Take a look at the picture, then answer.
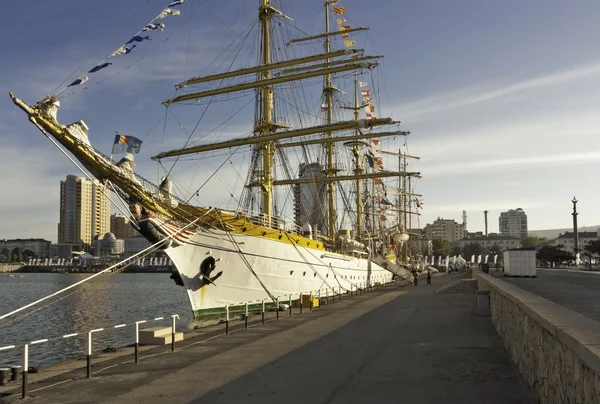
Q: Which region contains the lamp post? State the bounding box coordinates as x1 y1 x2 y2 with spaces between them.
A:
572 197 579 264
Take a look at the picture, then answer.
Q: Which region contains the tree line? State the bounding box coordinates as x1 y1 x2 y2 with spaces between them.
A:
430 236 600 269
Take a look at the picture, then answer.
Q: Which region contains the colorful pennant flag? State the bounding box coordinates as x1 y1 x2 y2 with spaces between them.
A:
169 0 185 6
68 75 89 87
361 90 371 97
359 81 367 87
126 35 152 45
157 8 181 18
321 103 328 112
344 40 356 47
333 7 346 15
336 18 346 24
340 25 351 31
110 44 136 57
143 22 165 31
88 62 112 73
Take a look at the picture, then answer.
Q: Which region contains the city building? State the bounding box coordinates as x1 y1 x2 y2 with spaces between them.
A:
458 235 521 252
58 175 110 250
550 231 600 254
0 238 51 259
423 218 465 243
499 208 528 239
93 232 125 256
110 214 138 239
293 161 327 236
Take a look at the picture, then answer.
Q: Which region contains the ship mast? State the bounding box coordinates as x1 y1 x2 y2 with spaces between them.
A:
259 0 275 226
324 0 337 241
353 76 363 240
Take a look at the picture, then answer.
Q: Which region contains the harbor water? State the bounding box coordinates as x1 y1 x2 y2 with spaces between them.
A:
0 273 194 368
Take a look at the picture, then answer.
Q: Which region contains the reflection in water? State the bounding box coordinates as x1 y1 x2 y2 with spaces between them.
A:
0 273 193 368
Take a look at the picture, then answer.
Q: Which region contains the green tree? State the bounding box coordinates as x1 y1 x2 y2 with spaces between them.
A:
537 244 574 267
521 236 548 249
583 240 600 269
450 246 462 256
22 249 36 260
431 238 451 256
462 242 483 261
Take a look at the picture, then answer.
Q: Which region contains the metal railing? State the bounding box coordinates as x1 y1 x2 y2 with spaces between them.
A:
0 314 179 398
1 279 396 399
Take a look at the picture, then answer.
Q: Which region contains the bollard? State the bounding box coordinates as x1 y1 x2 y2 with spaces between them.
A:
0 368 9 386
225 305 230 335
309 291 313 311
289 295 292 317
325 288 329 305
87 331 92 378
135 321 146 364
245 302 249 329
300 293 303 314
171 315 178 352
22 344 28 399
276 297 279 320
261 299 265 324
11 365 21 382
339 286 342 302
332 288 335 303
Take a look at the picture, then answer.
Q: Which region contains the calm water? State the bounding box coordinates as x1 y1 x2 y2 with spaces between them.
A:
0 273 194 368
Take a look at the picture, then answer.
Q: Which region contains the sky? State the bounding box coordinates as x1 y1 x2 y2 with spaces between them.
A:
2 0 600 243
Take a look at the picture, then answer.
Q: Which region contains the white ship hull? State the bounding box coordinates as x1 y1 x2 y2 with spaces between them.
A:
163 226 392 319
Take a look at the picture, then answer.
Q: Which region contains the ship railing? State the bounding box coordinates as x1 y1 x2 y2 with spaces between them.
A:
0 314 179 398
220 206 303 235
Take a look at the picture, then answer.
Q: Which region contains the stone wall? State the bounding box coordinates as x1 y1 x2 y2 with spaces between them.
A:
478 273 600 403
0 264 23 273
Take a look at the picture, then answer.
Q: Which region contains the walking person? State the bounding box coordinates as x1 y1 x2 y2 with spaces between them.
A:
426 267 432 284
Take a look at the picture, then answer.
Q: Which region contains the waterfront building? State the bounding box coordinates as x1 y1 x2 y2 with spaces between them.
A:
551 231 600 254
424 218 465 243
94 232 125 256
458 235 521 252
0 238 51 259
499 208 528 239
110 214 138 239
293 161 327 236
58 175 110 250
124 235 152 257
50 243 75 259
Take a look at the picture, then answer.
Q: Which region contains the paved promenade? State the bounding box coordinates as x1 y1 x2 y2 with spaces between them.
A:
502 268 600 323
0 274 536 404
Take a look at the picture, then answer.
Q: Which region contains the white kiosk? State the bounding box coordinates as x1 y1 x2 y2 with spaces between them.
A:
503 247 536 277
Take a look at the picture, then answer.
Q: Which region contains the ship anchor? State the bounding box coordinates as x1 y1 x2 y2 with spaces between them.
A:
199 256 223 287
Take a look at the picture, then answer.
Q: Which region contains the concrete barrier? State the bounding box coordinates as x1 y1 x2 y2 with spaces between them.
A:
477 273 600 403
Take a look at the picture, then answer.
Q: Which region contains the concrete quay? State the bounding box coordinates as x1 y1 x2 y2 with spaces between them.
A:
0 274 536 404
502 267 600 323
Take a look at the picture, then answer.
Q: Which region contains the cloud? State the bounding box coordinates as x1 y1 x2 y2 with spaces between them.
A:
398 61 600 121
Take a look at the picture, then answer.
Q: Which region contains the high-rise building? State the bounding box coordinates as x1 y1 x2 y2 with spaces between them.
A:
424 218 465 243
293 162 327 236
110 214 138 239
58 175 110 250
499 208 528 239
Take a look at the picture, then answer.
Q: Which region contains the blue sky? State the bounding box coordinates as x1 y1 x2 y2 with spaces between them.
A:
2 0 600 242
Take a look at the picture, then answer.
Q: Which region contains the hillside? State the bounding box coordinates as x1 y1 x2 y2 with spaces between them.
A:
528 225 600 240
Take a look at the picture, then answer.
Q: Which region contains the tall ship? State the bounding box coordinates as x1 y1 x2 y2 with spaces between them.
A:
10 0 422 319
